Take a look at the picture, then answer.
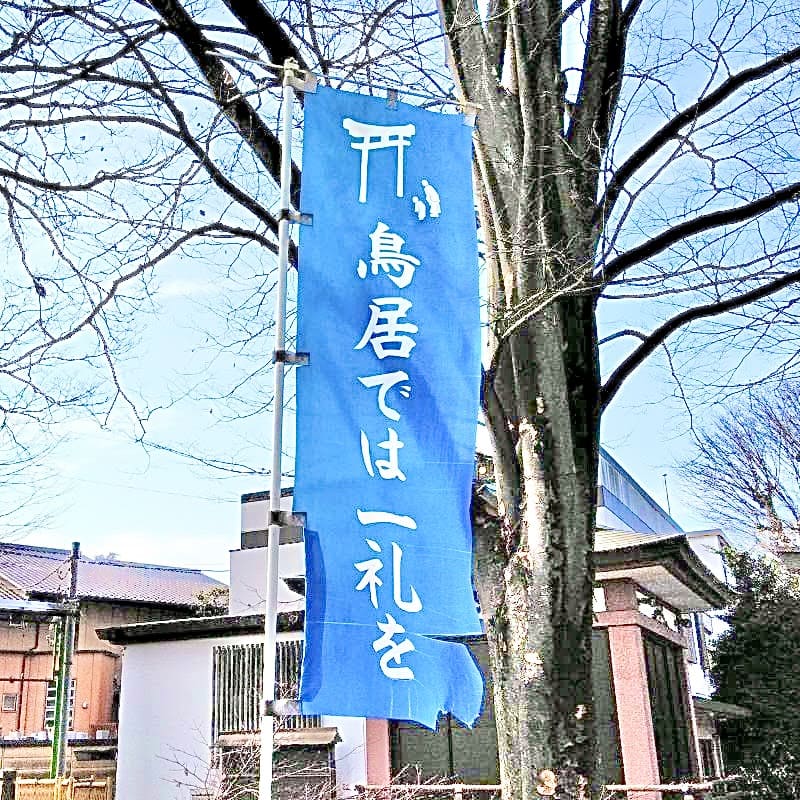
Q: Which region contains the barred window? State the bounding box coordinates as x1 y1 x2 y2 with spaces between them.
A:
212 640 320 741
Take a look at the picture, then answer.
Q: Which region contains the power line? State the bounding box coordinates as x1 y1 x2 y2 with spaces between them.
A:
70 475 239 503
25 555 72 594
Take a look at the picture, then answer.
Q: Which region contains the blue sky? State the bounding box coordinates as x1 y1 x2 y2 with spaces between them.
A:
11 199 725 577
7 11 749 575
15 256 716 581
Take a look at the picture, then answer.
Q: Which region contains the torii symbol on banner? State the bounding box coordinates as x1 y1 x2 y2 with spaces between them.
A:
342 118 416 203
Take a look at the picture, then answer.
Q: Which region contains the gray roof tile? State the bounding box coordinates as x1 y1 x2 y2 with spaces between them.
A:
0 544 224 607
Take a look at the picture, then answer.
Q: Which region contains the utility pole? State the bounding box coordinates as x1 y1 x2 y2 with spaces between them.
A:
50 542 79 779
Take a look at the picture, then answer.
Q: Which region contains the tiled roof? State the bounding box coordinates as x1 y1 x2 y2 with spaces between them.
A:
0 581 25 600
0 543 224 607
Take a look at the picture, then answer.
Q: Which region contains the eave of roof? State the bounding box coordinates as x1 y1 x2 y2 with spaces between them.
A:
218 728 339 748
595 530 735 611
97 611 303 644
475 488 733 611
693 697 751 719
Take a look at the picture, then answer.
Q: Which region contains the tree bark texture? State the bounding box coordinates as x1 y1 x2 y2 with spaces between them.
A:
441 1 611 796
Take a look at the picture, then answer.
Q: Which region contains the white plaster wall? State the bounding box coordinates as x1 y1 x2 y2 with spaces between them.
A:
687 610 728 696
591 587 607 612
115 632 367 799
322 716 368 789
686 531 729 585
115 634 256 800
229 545 305 615
687 659 715 698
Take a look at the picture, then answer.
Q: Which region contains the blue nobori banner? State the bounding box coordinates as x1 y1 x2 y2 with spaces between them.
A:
295 86 483 729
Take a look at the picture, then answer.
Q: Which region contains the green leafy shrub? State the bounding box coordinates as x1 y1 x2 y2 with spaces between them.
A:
712 550 800 767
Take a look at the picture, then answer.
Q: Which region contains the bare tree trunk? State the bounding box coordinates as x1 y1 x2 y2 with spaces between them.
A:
439 0 611 790
475 301 599 800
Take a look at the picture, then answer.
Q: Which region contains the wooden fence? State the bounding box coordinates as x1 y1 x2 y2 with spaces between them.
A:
15 777 110 800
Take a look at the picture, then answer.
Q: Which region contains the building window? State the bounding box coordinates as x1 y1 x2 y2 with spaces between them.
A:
44 680 75 729
1 694 17 713
211 640 319 742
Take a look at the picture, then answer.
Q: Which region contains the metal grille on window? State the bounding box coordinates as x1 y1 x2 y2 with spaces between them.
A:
212 640 320 741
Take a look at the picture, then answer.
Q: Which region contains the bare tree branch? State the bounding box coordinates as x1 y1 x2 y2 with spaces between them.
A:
221 0 310 72
599 44 800 224
601 180 800 283
146 0 302 207
601 267 800 409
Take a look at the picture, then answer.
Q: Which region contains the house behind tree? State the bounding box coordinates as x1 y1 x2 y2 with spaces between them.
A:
100 451 740 799
0 543 223 779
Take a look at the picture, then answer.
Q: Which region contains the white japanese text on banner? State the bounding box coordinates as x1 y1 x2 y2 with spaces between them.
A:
295 87 483 728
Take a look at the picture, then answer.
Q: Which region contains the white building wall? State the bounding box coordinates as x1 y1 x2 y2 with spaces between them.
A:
686 531 729 585
115 631 367 800
328 716 369 790
686 645 715 698
233 491 305 614
115 634 247 800
228 545 305 615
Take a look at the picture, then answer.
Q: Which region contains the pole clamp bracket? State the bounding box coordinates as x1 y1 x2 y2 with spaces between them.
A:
272 350 309 365
270 510 307 527
263 698 301 717
278 208 313 226
282 59 318 94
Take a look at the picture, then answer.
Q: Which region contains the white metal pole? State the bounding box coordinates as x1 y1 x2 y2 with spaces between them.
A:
259 61 296 800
